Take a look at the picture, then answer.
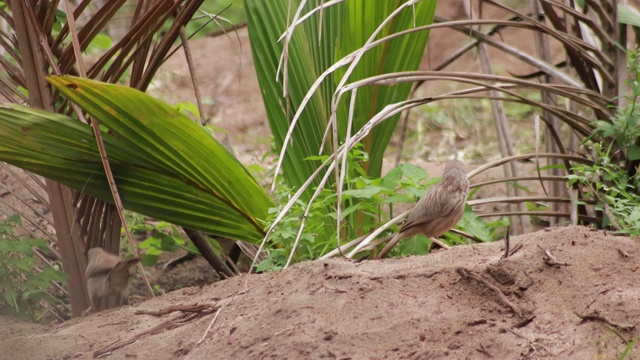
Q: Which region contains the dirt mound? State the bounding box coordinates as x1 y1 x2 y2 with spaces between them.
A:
2 226 638 359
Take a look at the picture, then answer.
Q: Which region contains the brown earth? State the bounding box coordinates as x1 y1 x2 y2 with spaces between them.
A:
2 226 639 359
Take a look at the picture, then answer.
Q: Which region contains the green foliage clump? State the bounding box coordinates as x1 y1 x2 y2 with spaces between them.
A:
592 49 640 161
567 144 640 235
260 146 504 271
0 214 67 322
126 212 202 266
567 49 640 235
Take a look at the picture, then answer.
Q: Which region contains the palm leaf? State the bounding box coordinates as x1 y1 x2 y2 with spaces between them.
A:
245 0 436 197
0 77 272 243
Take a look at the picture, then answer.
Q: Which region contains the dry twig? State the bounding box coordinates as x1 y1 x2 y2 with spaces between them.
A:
94 310 208 358
603 204 622 231
429 237 452 250
92 302 224 357
134 303 217 316
501 226 511 259
62 0 155 302
617 248 630 258
509 242 524 257
575 310 636 332
197 306 224 346
586 288 613 308
456 267 525 318
504 327 551 358
475 343 493 358
537 245 570 267
196 291 245 346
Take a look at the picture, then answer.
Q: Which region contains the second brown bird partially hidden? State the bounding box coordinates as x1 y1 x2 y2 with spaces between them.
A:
375 160 470 259
85 247 139 311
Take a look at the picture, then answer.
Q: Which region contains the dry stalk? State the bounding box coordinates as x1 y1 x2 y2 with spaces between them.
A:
536 245 570 267
456 267 525 318
464 0 528 234
63 0 154 299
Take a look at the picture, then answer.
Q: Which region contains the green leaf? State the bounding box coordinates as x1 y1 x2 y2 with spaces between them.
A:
5 213 20 225
54 9 67 24
383 194 415 204
458 211 492 242
343 186 383 198
3 289 18 309
380 166 403 189
174 101 201 118
618 4 640 27
255 257 275 272
405 187 427 199
627 145 640 160
397 235 431 256
89 33 113 50
41 267 68 283
594 120 616 137
245 0 436 197
140 254 159 267
0 76 275 244
508 181 531 193
21 288 45 301
400 163 429 183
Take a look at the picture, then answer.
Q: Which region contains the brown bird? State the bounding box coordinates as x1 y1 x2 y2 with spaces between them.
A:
375 160 470 259
85 247 140 310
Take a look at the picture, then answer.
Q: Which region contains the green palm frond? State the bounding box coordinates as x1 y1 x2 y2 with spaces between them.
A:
0 77 273 243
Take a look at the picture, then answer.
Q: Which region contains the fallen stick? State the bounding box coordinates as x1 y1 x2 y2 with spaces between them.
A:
575 310 636 332
94 303 219 358
537 245 570 267
134 303 217 316
456 267 525 318
501 228 511 259
94 311 203 358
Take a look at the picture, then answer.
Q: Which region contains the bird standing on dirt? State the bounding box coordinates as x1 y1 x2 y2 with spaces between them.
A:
85 247 140 311
375 160 470 259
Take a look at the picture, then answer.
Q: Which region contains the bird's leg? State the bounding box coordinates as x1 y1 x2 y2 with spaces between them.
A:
81 306 94 317
429 237 451 250
375 233 403 260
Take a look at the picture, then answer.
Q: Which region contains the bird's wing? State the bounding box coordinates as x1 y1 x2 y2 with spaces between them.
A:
86 266 113 279
400 185 462 233
85 259 116 279
85 248 122 278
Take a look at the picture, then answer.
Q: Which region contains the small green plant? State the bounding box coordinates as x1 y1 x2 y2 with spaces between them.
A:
567 49 640 235
567 144 640 235
0 214 67 322
592 49 640 162
619 336 638 360
173 101 201 120
124 211 203 267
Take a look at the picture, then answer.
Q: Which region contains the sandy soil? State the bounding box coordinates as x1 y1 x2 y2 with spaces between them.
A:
2 226 638 359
